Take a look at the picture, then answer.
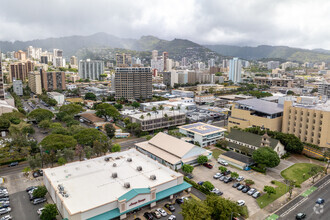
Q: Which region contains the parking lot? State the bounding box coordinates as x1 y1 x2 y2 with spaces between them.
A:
1 171 52 220
192 157 275 217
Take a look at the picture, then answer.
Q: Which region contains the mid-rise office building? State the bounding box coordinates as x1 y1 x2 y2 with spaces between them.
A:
40 70 66 91
0 56 4 99
282 97 330 148
28 71 42 94
70 56 78 66
14 50 27 61
115 67 152 100
116 53 132 67
318 82 330 99
78 59 104 80
229 57 242 84
9 61 34 82
13 80 23 96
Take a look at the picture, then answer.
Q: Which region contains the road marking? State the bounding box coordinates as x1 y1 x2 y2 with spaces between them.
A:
301 186 317 197
313 204 324 214
265 214 279 220
317 179 330 190
304 146 330 159
280 197 308 217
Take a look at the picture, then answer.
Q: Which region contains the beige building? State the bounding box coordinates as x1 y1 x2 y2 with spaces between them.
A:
228 99 283 132
195 94 215 104
28 71 42 94
253 77 293 88
282 98 330 148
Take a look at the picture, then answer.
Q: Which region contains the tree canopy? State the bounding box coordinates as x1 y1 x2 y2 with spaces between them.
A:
111 143 121 152
59 103 83 115
33 186 48 198
40 134 77 151
182 164 194 174
28 109 54 123
40 204 58 220
105 124 116 139
84 92 96 100
95 103 120 120
197 155 208 164
252 147 280 168
73 128 107 146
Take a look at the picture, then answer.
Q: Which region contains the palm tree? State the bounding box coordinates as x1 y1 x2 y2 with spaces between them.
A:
158 105 164 118
170 106 175 118
140 115 144 120
147 112 151 121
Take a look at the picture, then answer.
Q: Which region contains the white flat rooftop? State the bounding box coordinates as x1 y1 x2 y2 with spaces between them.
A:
44 149 182 215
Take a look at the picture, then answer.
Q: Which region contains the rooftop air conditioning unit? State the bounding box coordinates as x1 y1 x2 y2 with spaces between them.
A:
113 163 117 167
150 175 156 180
137 166 142 171
124 182 130 188
127 158 132 162
112 172 118 178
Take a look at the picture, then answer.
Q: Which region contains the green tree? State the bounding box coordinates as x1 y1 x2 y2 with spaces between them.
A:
114 103 123 110
0 118 10 130
231 172 239 179
33 186 48 198
132 101 140 109
105 124 116 139
264 185 276 198
203 181 214 191
95 103 120 120
216 139 228 149
244 179 255 186
205 195 244 220
111 143 121 152
84 92 96 101
73 128 107 146
62 148 74 161
84 146 93 159
181 197 212 220
57 157 67 165
197 155 208 165
28 109 54 123
75 145 84 161
308 166 321 184
59 104 83 115
40 134 77 151
182 164 194 174
39 120 51 131
40 204 58 220
252 147 280 168
28 154 42 170
218 166 227 173
145 135 152 140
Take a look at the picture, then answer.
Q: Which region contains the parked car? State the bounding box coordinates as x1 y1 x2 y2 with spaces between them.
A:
7 162 18 167
316 198 325 204
295 213 306 219
156 208 167 217
165 203 175 212
219 176 226 181
213 173 222 179
222 170 231 176
0 198 9 202
237 200 245 206
185 174 193 179
0 215 12 220
237 185 245 191
203 163 213 169
168 215 176 220
197 181 204 185
32 197 46 205
37 207 45 215
0 204 10 209
232 182 241 188
237 176 244 182
211 188 223 196
151 210 161 219
252 191 261 198
242 186 251 193
247 188 257 196
143 212 153 220
218 159 228 166
224 177 233 183
26 186 37 192
0 207 11 215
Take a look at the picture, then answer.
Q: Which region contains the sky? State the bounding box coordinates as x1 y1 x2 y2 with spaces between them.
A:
1 0 330 49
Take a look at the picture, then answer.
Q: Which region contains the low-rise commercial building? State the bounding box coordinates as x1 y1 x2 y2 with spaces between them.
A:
171 90 194 98
179 122 226 147
43 149 191 220
47 92 65 105
228 99 283 131
135 132 212 169
195 94 215 104
254 77 293 87
129 110 186 131
218 151 254 170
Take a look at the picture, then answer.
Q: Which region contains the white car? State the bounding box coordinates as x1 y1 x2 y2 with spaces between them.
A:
37 207 45 215
213 173 222 179
237 176 244 182
0 215 12 220
0 207 11 215
168 215 176 220
156 208 167 217
218 159 228 166
237 200 245 206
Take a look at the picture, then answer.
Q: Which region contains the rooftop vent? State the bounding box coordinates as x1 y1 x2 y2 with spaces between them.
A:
113 163 117 167
137 166 142 171
104 157 110 162
127 158 132 162
58 184 64 191
124 182 130 188
150 175 156 180
112 172 118 178
115 157 120 160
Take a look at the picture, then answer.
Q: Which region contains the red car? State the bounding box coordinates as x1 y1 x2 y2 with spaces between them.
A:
203 163 213 169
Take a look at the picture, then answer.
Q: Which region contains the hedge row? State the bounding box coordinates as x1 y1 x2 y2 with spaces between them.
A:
251 165 266 174
184 176 211 195
0 158 26 166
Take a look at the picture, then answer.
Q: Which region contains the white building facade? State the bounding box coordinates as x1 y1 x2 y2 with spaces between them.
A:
79 59 104 80
229 57 242 84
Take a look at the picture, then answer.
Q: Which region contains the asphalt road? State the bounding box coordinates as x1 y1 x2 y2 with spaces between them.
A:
212 120 227 128
276 175 330 220
0 163 28 176
117 138 147 150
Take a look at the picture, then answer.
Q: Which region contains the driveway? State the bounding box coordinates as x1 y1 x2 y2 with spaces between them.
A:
267 160 294 180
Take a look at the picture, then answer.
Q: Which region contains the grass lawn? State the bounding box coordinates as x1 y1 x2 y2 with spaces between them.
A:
212 148 225 159
256 181 287 208
281 163 323 185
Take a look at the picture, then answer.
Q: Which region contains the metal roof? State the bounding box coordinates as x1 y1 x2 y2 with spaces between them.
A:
236 98 283 115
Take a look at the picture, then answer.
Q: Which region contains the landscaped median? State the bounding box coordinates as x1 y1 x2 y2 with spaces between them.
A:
281 163 323 185
256 181 287 208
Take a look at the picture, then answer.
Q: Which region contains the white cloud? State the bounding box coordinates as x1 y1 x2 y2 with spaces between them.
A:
0 0 329 49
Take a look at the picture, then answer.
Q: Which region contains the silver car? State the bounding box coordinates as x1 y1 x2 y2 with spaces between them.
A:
0 207 11 215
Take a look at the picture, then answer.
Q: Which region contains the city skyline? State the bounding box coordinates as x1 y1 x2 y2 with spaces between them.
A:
0 0 330 50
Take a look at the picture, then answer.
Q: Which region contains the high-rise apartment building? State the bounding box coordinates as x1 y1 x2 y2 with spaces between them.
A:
27 46 42 60
40 55 48 64
163 52 168 71
181 57 188 67
0 56 4 99
229 57 242 83
14 50 27 61
282 98 330 148
28 71 42 94
115 67 152 100
152 50 158 61
40 70 66 91
267 61 280 70
208 58 215 68
78 59 104 80
10 61 34 82
53 49 63 58
70 56 78 66
13 80 23 96
116 53 132 67
318 82 330 99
